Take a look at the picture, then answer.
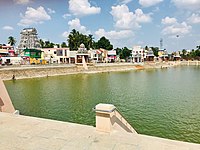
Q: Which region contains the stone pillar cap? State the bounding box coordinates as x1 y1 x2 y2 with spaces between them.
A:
95 103 116 112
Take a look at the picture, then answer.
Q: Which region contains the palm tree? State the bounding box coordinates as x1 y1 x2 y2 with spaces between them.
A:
8 36 16 46
68 29 80 50
87 34 94 49
39 39 44 48
182 49 187 56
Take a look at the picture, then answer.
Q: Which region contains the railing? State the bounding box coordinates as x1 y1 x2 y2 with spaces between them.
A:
114 108 137 133
94 103 137 134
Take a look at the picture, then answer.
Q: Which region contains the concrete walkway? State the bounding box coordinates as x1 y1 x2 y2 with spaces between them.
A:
1 112 200 150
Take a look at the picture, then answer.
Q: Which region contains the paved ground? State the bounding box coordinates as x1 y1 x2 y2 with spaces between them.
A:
0 112 200 150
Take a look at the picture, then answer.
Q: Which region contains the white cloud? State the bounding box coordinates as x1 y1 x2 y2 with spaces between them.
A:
171 0 200 10
95 28 135 48
62 18 90 38
187 13 200 24
14 0 32 5
63 13 71 19
110 5 151 30
69 0 101 16
47 8 55 14
162 17 177 24
134 9 152 23
162 22 192 36
62 31 69 38
118 0 132 4
68 18 90 34
139 0 163 7
95 29 134 40
18 6 51 26
2 26 14 30
110 5 140 29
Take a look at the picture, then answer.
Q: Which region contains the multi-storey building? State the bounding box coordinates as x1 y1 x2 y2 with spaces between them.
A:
132 46 146 63
42 46 69 64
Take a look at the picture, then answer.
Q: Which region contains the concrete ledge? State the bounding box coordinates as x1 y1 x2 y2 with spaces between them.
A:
95 103 116 113
0 112 200 150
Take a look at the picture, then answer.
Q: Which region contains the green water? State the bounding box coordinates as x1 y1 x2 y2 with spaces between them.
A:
4 66 200 143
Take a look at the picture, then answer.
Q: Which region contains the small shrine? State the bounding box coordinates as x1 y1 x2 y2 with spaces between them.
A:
76 43 90 64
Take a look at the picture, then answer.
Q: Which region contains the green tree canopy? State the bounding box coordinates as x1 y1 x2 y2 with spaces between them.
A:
121 47 131 60
95 36 113 50
41 40 55 48
145 46 149 50
39 39 44 48
150 47 159 57
67 29 113 51
115 47 122 56
8 36 16 46
67 29 95 50
61 42 67 48
115 47 131 60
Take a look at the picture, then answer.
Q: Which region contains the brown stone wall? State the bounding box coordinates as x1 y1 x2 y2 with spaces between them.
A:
0 65 136 80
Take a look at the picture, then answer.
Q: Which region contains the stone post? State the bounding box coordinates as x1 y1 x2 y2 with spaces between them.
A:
95 103 116 133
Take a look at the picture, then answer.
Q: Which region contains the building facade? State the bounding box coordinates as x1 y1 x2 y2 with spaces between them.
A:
145 49 155 61
42 47 69 64
158 49 169 61
132 46 146 63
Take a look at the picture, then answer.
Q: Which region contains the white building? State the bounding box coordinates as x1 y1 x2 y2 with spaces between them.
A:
132 46 146 63
42 46 69 64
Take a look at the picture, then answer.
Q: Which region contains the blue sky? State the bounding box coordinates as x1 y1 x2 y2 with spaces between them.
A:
0 0 200 52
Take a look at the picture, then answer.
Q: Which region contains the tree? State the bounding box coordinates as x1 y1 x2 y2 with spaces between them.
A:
145 46 149 51
56 44 60 48
61 42 67 48
115 47 131 60
8 36 16 46
96 36 113 50
67 29 92 50
121 47 131 60
150 47 159 57
182 49 187 56
115 47 122 56
43 41 55 48
39 39 44 48
87 34 94 49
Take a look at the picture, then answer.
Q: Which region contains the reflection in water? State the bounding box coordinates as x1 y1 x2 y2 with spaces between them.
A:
5 66 200 143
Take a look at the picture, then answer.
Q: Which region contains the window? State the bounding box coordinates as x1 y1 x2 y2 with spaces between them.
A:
57 50 63 56
30 52 36 56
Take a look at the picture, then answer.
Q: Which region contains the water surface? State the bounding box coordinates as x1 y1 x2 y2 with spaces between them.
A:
5 66 200 143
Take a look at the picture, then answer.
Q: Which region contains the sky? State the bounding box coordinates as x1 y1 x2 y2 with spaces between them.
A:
0 0 200 52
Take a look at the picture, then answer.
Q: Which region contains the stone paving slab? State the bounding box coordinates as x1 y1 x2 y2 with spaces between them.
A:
0 112 200 150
